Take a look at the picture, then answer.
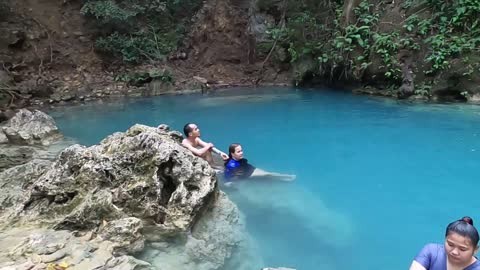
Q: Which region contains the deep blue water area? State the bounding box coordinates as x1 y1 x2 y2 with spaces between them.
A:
49 87 480 269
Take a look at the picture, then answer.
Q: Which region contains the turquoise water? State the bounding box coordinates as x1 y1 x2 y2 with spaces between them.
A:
50 87 480 269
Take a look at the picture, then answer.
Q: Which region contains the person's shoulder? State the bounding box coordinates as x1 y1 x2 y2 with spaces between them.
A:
225 159 239 168
469 259 480 270
182 138 191 146
419 243 443 256
422 243 443 251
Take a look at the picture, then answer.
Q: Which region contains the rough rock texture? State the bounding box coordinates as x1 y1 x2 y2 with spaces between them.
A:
1 109 62 145
0 123 247 270
98 217 145 256
142 191 249 270
0 137 76 173
3 124 216 233
0 228 152 270
0 160 52 217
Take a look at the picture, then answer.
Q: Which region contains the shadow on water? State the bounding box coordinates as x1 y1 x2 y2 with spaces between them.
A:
221 179 353 269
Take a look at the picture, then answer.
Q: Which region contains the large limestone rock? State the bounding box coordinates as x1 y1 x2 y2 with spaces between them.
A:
1 109 62 146
0 124 247 270
3 124 216 233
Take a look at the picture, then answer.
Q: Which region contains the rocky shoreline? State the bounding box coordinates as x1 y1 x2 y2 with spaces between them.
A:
0 109 295 270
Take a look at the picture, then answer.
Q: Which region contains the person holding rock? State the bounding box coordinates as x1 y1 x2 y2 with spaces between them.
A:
224 143 296 182
181 123 228 167
409 216 480 270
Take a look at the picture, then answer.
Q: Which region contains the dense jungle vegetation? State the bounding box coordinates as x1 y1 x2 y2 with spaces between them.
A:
80 0 203 63
259 0 480 97
1 0 479 106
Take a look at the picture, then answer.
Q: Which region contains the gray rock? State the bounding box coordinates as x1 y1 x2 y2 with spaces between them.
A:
0 124 246 270
0 70 13 85
2 109 62 145
144 192 252 270
4 124 216 234
0 228 152 270
98 217 145 255
0 131 8 144
0 159 52 218
0 146 35 172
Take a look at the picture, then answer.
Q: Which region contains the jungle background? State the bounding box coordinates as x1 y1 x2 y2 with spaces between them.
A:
0 0 479 112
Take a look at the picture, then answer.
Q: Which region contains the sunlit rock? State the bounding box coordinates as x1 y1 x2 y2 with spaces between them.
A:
2 109 62 146
0 123 246 270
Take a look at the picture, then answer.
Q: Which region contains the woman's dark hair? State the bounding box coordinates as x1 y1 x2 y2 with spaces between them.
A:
183 123 193 137
445 216 479 246
228 143 241 159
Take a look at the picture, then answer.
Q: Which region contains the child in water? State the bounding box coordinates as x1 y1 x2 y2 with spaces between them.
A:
223 143 296 182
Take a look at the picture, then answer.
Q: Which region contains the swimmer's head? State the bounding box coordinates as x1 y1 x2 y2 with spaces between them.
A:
183 123 199 137
445 216 479 247
228 143 243 160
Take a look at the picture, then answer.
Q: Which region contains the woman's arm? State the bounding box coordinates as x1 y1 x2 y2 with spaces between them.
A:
408 260 427 270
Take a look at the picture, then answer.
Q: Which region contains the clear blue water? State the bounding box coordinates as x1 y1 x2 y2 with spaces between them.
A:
49 87 480 269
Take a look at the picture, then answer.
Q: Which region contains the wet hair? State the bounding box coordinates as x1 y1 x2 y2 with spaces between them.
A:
228 143 241 159
183 123 193 137
445 216 479 247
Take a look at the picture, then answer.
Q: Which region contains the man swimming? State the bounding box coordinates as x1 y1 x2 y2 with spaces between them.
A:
181 123 228 166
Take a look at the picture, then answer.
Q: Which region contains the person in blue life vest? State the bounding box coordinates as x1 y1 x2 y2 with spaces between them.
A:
181 123 228 167
224 143 296 182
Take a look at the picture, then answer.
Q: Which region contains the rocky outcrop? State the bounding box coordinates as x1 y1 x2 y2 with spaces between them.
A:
143 191 249 270
1 109 62 145
0 228 152 270
0 123 248 270
3 124 216 231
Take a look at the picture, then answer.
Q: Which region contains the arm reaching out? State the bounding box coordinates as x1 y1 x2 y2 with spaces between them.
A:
212 147 229 160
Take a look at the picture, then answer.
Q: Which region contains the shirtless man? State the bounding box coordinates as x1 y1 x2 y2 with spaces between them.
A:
181 123 228 166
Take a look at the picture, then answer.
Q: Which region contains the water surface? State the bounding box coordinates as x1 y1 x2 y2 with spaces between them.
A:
50 87 480 269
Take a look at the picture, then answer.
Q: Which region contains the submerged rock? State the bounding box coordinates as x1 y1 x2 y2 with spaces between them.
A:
142 191 250 270
1 109 62 146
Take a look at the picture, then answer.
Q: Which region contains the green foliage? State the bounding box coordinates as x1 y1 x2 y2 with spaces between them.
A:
81 0 140 23
373 32 401 79
401 0 414 10
414 83 432 96
95 29 179 63
82 0 202 63
400 0 480 74
261 0 479 86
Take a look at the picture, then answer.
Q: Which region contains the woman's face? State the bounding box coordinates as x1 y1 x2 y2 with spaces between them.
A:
444 232 478 266
231 145 244 160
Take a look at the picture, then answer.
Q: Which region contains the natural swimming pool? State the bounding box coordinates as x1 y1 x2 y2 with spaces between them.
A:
50 87 480 269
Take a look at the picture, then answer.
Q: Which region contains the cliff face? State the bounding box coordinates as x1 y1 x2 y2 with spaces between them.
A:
0 0 478 108
0 0 289 111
